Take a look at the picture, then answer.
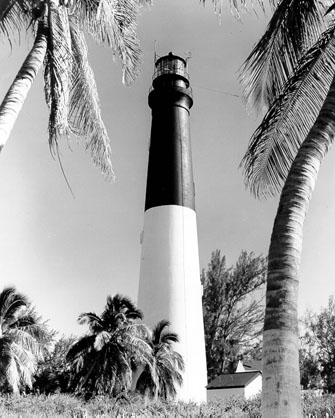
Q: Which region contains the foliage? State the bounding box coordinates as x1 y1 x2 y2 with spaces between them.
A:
299 347 322 391
135 320 184 401
240 0 327 116
2 392 335 417
201 250 266 381
299 315 323 391
0 392 262 417
302 391 335 417
0 286 53 394
240 0 333 197
66 294 152 397
300 297 335 393
202 0 266 21
33 335 77 394
0 0 151 178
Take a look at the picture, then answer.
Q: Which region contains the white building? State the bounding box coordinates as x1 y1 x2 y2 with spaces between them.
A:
207 361 262 401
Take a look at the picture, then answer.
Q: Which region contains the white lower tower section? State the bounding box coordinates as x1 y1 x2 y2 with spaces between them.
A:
137 205 207 402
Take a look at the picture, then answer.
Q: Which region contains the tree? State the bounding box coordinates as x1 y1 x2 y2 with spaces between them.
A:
201 250 266 382
0 0 149 178
33 335 77 394
66 294 152 397
0 286 52 393
240 1 335 415
301 297 335 393
299 315 322 391
135 320 184 401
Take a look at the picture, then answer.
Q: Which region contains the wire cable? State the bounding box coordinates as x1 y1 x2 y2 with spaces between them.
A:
192 84 240 98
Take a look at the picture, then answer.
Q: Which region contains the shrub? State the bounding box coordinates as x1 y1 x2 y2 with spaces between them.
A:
2 391 335 417
302 391 335 417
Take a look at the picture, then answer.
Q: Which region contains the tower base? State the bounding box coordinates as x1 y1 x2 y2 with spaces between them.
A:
137 205 207 402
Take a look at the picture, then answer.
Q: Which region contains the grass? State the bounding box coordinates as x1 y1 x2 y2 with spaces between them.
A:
0 393 260 417
0 391 333 417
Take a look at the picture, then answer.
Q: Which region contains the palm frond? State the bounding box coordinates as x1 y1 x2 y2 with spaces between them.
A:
67 21 114 180
71 0 141 85
44 3 72 154
77 354 101 391
0 287 29 329
152 320 179 345
104 294 142 320
0 336 13 376
78 313 105 337
132 323 152 341
152 320 170 344
241 22 335 198
326 2 335 15
94 331 111 351
160 332 179 345
8 328 45 359
66 334 95 362
0 0 32 44
240 0 327 114
10 341 37 389
78 312 102 327
6 356 21 393
156 352 184 399
14 309 53 345
200 0 265 19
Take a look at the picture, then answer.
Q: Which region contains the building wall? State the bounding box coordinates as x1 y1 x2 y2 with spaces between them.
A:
137 205 207 402
207 387 244 401
207 375 262 401
244 375 262 399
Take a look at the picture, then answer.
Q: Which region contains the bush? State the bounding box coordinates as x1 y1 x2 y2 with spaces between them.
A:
0 393 261 417
0 394 84 417
1 391 335 417
302 391 335 417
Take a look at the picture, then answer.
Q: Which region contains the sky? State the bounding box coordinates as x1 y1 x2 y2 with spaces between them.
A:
0 0 334 337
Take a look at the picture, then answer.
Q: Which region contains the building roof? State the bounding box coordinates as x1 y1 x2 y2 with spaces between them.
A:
207 371 261 390
243 360 262 372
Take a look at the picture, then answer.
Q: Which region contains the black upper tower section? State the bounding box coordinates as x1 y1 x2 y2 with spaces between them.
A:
145 52 195 211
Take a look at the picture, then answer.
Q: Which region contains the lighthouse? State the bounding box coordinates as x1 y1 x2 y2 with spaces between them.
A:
137 52 207 402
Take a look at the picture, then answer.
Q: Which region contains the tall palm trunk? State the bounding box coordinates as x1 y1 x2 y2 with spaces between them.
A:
0 21 47 151
262 74 335 417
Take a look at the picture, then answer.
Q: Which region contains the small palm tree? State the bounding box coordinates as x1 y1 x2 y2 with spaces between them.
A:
0 286 52 393
135 320 184 401
67 294 152 397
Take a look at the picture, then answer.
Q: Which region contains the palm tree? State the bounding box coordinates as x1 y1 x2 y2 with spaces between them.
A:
0 0 149 179
66 294 152 397
241 2 335 416
135 320 184 401
0 286 52 393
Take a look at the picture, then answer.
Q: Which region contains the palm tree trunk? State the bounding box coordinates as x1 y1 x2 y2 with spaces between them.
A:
0 21 47 151
262 74 335 417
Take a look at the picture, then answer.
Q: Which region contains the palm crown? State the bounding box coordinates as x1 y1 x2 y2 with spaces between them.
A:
136 320 184 401
67 294 152 397
240 0 335 197
0 287 51 393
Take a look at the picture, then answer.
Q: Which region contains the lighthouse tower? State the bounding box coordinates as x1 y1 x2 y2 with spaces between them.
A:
137 52 207 402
